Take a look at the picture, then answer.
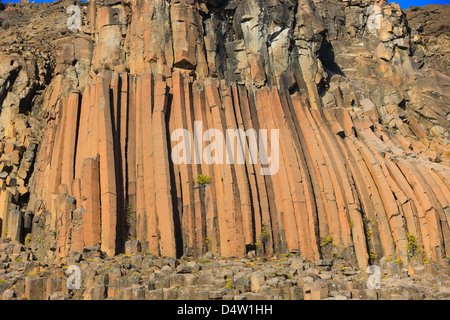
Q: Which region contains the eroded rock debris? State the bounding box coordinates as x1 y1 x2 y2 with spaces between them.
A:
0 238 449 300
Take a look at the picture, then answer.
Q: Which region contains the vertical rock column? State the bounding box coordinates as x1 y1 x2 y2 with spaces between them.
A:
153 75 177 257
119 73 129 217
46 99 68 232
74 86 92 181
126 76 137 236
204 78 245 258
96 74 118 257
141 73 159 255
270 88 320 259
316 109 369 267
252 88 288 252
220 81 254 250
0 191 12 238
60 91 80 192
235 85 275 253
135 75 146 244
185 78 207 257
172 71 196 256
192 80 219 255
81 156 101 248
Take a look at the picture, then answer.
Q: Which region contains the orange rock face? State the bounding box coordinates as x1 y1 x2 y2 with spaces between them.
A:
0 0 449 269
27 68 449 267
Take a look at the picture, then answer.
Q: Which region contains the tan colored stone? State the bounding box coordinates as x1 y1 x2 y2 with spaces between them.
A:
153 75 177 257
96 75 118 257
81 156 101 248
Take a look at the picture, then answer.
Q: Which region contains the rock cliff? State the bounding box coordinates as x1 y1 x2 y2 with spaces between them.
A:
0 0 449 274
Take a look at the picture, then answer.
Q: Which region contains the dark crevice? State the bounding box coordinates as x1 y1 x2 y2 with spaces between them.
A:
165 92 184 259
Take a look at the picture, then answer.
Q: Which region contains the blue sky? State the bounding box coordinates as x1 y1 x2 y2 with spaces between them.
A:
3 0 450 9
389 0 450 8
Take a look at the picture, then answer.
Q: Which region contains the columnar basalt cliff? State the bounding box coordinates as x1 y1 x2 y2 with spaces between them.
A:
0 0 449 272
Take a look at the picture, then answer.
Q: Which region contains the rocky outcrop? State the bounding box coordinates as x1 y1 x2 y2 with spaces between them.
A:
405 5 450 77
0 0 449 278
405 4 450 37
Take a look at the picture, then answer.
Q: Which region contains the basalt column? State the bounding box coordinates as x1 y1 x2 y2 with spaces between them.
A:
15 0 450 268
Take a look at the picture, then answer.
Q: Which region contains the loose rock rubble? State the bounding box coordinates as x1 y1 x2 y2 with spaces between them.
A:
0 239 449 300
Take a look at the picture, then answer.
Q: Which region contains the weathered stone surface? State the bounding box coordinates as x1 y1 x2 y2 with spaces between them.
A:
0 1 448 298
